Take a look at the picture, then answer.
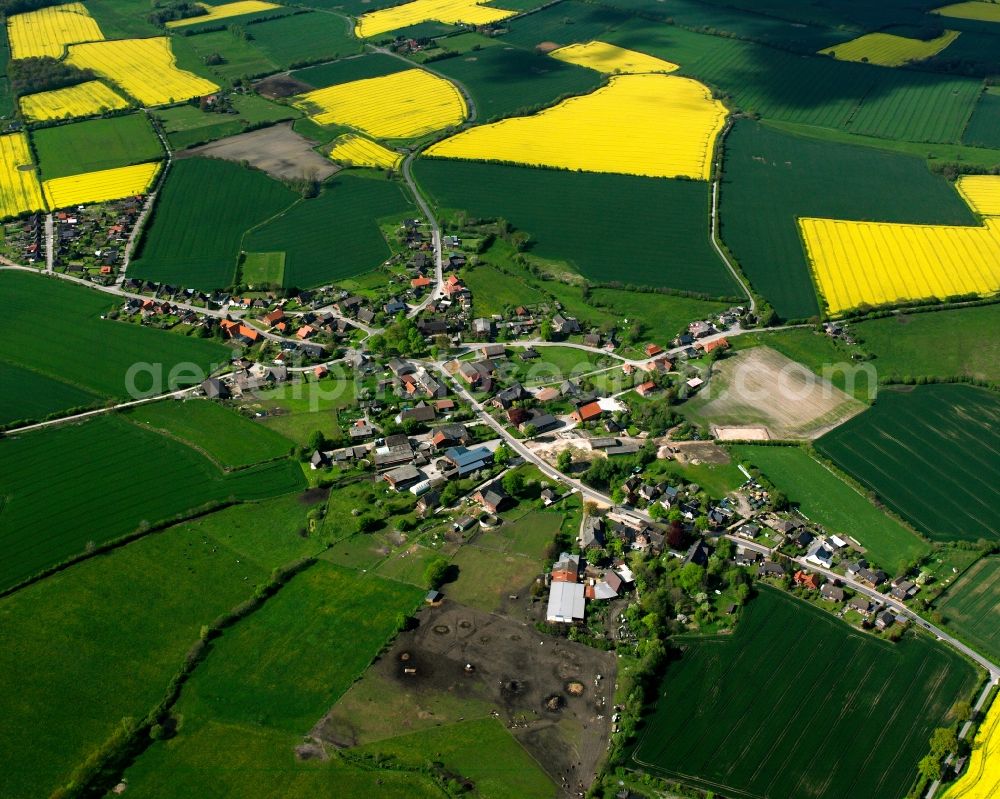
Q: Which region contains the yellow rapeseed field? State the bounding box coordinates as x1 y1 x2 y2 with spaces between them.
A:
328 134 402 170
43 162 161 210
165 1 281 28
19 80 129 122
943 699 1000 799
425 74 726 180
356 0 516 39
956 175 1000 216
67 38 219 107
549 41 679 74
933 2 1000 22
818 30 960 66
799 216 1000 314
0 133 45 219
295 69 466 138
7 2 104 60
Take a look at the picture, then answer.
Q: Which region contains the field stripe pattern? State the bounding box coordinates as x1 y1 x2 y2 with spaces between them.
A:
355 0 517 38
818 30 960 67
0 132 45 219
957 175 1000 216
67 38 219 106
327 134 402 169
549 40 679 73
933 2 1000 22
933 557 1000 663
43 162 161 210
426 74 726 180
6 2 103 59
165 1 281 28
19 80 129 122
295 68 466 138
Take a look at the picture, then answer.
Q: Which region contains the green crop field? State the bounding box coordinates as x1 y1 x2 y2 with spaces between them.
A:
244 174 413 288
719 121 978 320
0 415 305 589
815 384 1000 542
855 305 1000 384
0 361 97 427
731 445 928 573
424 44 602 122
127 399 295 468
248 11 364 66
130 158 297 289
416 160 741 297
170 28 277 82
32 114 164 180
116 562 428 796
633 587 978 799
85 0 162 38
964 87 1000 148
934 556 1000 663
291 53 410 89
0 494 325 799
0 270 228 400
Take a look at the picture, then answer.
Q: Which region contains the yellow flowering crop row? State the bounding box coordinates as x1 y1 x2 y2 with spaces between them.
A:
43 162 161 211
799 216 1000 314
7 2 103 60
165 1 281 28
328 134 402 170
549 41 679 74
933 2 1000 22
957 175 1000 216
295 69 466 139
356 0 516 39
0 133 45 220
818 30 959 66
67 38 218 107
425 74 726 180
20 80 129 122
943 698 1000 799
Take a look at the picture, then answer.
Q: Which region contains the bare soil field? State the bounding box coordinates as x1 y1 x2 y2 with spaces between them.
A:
712 425 771 441
313 602 615 795
666 440 732 463
177 122 338 182
255 74 312 98
683 347 865 439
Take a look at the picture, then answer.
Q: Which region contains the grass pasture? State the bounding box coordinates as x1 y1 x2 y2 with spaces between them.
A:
816 384 1000 542
415 159 741 297
130 158 297 289
731 445 928 573
32 114 163 180
425 44 603 122
934 556 1000 664
0 415 305 589
244 174 413 288
242 250 285 286
0 270 228 400
0 494 325 799
243 376 356 445
127 399 295 468
633 587 979 799
719 121 978 320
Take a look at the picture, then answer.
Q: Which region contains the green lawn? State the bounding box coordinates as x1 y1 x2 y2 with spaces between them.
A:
127 398 295 468
731 445 928 573
933 556 1000 663
0 415 305 589
463 261 545 316
588 287 730 344
32 114 164 180
241 250 285 286
816 384 1000 542
0 270 228 400
130 158 297 289
0 494 325 799
855 305 1000 385
242 375 357 446
633 587 979 799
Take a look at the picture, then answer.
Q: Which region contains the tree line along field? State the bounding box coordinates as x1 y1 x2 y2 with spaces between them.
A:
31 113 164 180
933 556 1000 665
816 384 1000 542
0 494 328 799
0 271 228 416
730 445 928 573
126 398 295 469
244 173 414 287
633 587 979 799
0 414 305 590
414 159 742 297
719 121 978 321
